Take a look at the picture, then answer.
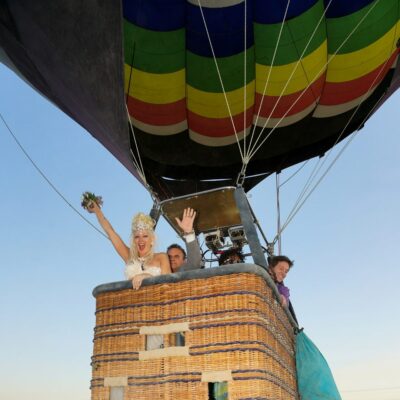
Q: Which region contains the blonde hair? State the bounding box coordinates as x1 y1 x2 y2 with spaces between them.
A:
129 213 156 263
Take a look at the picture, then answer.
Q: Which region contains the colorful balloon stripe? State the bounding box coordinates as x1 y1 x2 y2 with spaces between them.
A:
188 107 254 137
124 66 185 104
320 51 399 105
123 22 185 74
254 0 318 24
255 73 326 119
325 0 376 18
129 116 188 136
187 0 243 7
186 50 254 92
254 0 325 66
187 82 254 118
326 0 398 54
126 96 187 127
327 23 400 83
189 127 248 147
255 102 317 129
123 0 185 31
186 1 253 58
255 42 327 96
122 0 400 148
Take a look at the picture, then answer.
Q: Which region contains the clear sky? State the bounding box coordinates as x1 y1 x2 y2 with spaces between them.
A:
1 63 399 400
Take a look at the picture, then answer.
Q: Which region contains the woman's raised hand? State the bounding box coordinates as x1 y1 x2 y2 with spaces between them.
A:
86 200 100 214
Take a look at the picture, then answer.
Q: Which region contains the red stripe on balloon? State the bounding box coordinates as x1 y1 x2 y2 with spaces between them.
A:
126 96 187 126
320 50 399 105
254 73 326 118
188 107 254 137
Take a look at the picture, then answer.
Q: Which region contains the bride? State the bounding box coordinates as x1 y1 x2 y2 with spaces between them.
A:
87 201 170 290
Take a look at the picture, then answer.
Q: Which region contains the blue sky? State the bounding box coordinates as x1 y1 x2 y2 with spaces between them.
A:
1 63 399 400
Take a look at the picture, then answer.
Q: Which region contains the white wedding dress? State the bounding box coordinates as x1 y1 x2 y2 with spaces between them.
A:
124 259 161 280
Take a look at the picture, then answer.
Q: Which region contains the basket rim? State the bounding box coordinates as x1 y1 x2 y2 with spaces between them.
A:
92 264 298 329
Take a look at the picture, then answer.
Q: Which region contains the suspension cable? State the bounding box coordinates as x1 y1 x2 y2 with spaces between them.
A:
277 88 389 238
0 111 109 239
279 126 365 236
125 104 148 185
279 35 398 235
124 35 149 184
247 0 381 162
275 172 282 254
196 0 244 161
279 159 310 187
247 0 334 159
246 0 292 158
281 156 324 227
243 0 248 158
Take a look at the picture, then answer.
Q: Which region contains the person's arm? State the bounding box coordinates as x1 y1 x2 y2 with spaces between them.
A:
131 273 152 290
87 201 130 262
131 253 171 290
182 235 202 270
158 252 172 274
175 208 203 270
277 282 290 307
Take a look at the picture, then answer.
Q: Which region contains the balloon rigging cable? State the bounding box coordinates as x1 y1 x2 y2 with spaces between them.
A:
248 0 293 158
195 0 387 243
1 0 396 245
246 0 380 162
279 159 311 188
277 10 398 237
197 0 245 161
276 89 388 241
0 111 108 240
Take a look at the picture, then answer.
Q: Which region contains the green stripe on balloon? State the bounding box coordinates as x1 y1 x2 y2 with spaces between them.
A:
186 50 255 93
124 21 185 73
326 0 399 54
254 0 325 66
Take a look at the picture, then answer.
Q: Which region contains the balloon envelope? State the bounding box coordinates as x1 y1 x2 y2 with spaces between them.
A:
1 0 399 199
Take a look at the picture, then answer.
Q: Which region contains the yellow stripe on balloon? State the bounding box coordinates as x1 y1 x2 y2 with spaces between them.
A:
327 21 400 83
255 41 327 96
187 81 255 118
124 64 186 104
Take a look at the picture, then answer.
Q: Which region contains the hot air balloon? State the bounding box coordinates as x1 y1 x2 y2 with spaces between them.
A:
1 1 399 399
1 0 399 200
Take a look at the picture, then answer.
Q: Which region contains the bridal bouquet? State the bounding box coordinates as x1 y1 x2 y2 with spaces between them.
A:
81 191 103 210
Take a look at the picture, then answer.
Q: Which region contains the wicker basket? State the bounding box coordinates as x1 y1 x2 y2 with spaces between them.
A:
91 266 298 399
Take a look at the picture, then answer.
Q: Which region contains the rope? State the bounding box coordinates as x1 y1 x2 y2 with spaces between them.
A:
277 11 398 237
124 34 148 185
246 0 334 159
247 0 381 161
0 111 109 239
243 0 248 157
279 156 324 229
124 38 144 176
196 0 244 161
275 173 282 255
125 105 148 185
279 159 310 187
246 0 292 158
277 88 389 238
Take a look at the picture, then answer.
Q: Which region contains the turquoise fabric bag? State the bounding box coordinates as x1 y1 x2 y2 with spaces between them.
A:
296 330 341 400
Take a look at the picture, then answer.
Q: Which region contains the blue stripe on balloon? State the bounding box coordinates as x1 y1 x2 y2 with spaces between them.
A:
122 0 376 32
253 0 318 24
324 0 376 18
187 2 254 57
123 0 185 31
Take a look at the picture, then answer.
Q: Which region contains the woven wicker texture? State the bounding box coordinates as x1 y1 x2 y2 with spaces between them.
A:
91 272 298 399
